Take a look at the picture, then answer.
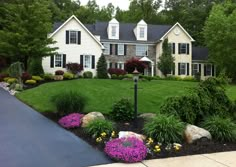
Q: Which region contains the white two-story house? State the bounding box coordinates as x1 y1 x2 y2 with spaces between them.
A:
43 15 214 79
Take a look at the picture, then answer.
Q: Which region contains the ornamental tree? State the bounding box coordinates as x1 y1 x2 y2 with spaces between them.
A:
125 57 147 74
96 55 108 79
158 38 175 77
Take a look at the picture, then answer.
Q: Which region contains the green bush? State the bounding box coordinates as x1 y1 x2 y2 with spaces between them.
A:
32 75 43 82
124 74 133 79
182 76 197 82
28 57 44 75
43 73 54 81
52 91 87 116
25 79 37 84
111 74 118 79
201 116 236 142
63 72 74 80
6 78 17 84
85 119 114 137
110 98 134 121
143 114 185 144
160 95 201 124
83 71 93 78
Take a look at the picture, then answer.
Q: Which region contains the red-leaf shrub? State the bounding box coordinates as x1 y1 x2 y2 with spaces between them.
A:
55 70 64 75
21 72 32 82
0 73 9 82
104 137 147 163
108 68 126 76
66 63 83 74
125 57 147 74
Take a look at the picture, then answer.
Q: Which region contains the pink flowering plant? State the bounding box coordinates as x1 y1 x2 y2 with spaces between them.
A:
58 113 84 128
104 137 147 163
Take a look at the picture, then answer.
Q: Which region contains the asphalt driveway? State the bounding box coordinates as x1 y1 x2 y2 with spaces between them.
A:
0 88 112 167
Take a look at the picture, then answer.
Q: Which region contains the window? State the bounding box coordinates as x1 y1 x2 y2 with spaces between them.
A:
103 43 110 55
205 64 212 76
180 63 186 75
69 31 77 44
136 45 148 56
179 43 187 54
118 44 124 55
117 62 124 69
84 55 91 68
192 64 199 75
55 54 62 67
140 27 145 38
111 26 116 37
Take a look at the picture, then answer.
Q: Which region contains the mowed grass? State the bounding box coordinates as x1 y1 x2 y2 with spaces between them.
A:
16 79 236 114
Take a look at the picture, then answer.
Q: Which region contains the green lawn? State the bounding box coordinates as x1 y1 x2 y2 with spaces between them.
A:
16 79 236 114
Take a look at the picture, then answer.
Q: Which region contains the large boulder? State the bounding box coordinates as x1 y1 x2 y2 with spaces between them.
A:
138 113 156 120
119 131 146 141
185 124 212 144
81 112 105 127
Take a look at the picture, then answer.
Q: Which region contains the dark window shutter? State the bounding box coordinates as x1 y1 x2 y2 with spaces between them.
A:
172 43 175 54
178 63 180 75
50 55 54 68
172 63 175 75
199 64 201 74
109 62 112 68
187 43 189 55
110 44 113 55
178 43 181 54
187 63 189 75
124 44 127 55
115 44 118 55
204 65 207 76
62 54 66 68
212 65 215 76
92 55 95 69
77 31 81 44
80 55 83 67
66 31 69 44
115 63 118 69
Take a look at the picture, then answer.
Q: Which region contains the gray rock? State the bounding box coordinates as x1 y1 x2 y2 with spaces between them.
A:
185 124 212 144
138 113 156 120
81 112 105 127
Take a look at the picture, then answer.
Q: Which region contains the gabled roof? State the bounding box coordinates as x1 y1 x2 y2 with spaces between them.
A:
84 22 172 42
160 22 195 42
50 15 104 48
192 47 208 61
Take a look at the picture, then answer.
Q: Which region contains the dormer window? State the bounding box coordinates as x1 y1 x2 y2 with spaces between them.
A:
66 30 81 44
140 27 145 38
111 26 116 37
70 31 77 44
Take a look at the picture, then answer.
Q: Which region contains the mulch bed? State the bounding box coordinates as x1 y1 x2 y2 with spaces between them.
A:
42 112 236 159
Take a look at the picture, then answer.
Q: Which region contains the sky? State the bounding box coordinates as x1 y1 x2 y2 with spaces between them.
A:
79 0 130 10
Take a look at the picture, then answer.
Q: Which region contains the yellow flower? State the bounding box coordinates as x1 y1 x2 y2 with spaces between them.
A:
173 143 182 151
111 131 116 138
174 146 180 151
147 138 153 144
101 132 106 137
155 145 160 149
154 148 161 153
96 137 102 143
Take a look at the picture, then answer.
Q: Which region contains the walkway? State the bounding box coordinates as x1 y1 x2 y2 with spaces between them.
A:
0 88 112 167
91 151 236 167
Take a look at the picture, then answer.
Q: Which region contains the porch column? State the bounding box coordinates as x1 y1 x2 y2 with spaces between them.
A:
151 63 154 77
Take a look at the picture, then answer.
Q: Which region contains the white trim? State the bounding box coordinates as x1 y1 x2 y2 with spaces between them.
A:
49 15 104 49
160 22 195 42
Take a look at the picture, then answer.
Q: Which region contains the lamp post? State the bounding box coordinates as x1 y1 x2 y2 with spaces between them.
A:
132 68 140 124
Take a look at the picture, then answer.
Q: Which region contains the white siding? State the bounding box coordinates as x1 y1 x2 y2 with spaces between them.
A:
43 18 102 76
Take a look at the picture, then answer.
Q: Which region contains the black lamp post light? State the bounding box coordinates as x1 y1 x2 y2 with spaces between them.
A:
132 67 140 123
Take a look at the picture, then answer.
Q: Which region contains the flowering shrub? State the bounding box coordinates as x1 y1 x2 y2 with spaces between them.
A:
21 72 32 82
108 68 126 76
58 113 84 128
104 137 147 163
55 70 64 75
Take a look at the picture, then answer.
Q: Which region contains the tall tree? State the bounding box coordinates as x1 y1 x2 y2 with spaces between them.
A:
0 0 57 70
158 38 175 76
96 55 108 79
203 1 236 81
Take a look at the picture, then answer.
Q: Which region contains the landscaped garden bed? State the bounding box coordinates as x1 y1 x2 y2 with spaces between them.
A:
42 111 236 160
